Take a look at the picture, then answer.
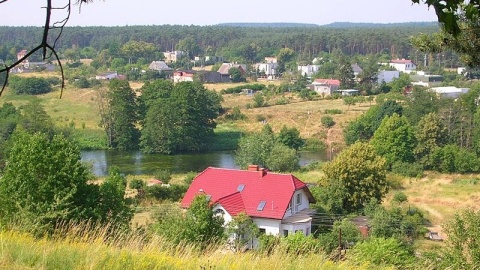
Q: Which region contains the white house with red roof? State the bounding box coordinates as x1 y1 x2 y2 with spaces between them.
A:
181 166 316 248
389 59 417 74
311 79 341 96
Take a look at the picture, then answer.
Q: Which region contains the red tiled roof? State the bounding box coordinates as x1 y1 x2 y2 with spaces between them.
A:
313 79 341 86
181 167 314 220
390 59 414 64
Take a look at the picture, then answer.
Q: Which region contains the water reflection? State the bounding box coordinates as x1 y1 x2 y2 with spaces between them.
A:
81 150 328 176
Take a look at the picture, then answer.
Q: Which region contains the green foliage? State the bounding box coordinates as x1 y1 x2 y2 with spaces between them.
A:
73 77 91 89
228 67 246 82
321 142 388 212
100 79 140 150
391 161 424 178
404 88 438 124
430 144 480 173
145 184 188 202
414 112 446 168
226 212 258 252
225 106 247 121
154 169 171 184
9 76 52 95
18 99 56 138
129 179 145 190
350 237 416 269
277 125 304 150
392 192 408 203
387 73 411 93
371 113 416 165
220 83 266 94
303 138 326 150
332 218 362 246
320 115 335 128
428 209 480 270
140 81 221 154
0 131 126 234
337 56 355 89
324 109 342 114
183 171 197 185
279 232 323 255
152 194 224 249
236 125 300 171
252 92 266 108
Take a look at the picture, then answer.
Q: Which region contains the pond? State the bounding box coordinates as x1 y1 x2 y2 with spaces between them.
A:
80 150 332 176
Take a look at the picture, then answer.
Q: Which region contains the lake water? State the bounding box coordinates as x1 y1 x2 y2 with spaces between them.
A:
80 150 330 176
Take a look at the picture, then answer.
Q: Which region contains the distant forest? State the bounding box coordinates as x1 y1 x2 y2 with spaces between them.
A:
0 23 440 63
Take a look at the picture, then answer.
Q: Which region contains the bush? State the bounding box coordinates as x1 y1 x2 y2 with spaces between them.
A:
145 184 188 202
225 106 247 121
279 232 322 255
392 192 408 203
73 77 90 89
183 171 197 185
275 97 289 105
321 115 335 128
391 161 423 178
220 83 266 94
9 76 52 95
351 237 416 269
154 169 172 184
256 115 266 122
303 138 326 150
324 109 343 114
129 179 145 190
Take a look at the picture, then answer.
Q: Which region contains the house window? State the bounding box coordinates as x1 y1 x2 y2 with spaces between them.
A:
237 184 245 192
259 228 266 235
283 230 289 236
257 200 266 211
287 201 292 213
296 193 302 206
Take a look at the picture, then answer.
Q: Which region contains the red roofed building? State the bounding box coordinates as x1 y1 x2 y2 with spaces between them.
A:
389 59 417 74
181 166 316 248
311 79 341 96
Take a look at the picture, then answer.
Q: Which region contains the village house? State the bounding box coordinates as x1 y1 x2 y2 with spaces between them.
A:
95 71 121 80
430 86 469 99
173 70 227 83
411 74 443 87
389 59 417 73
217 63 247 81
310 79 341 96
181 166 316 249
163 51 186 63
148 61 172 72
297 64 319 78
351 63 363 80
377 70 400 83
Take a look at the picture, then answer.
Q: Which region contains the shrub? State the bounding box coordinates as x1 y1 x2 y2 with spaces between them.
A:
145 184 188 202
225 106 247 121
324 109 343 114
154 169 172 184
256 115 266 122
392 192 408 203
303 138 326 150
183 171 197 185
220 83 266 94
129 179 145 190
275 97 289 105
253 92 266 108
9 76 52 95
279 232 322 255
321 115 335 128
351 237 416 269
391 161 423 178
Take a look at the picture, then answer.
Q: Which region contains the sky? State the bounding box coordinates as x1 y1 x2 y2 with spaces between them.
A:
0 0 438 27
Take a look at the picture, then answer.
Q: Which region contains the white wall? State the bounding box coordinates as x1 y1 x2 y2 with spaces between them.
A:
377 70 399 83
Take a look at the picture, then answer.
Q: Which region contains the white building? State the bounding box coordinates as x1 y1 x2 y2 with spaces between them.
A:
389 59 417 74
298 65 320 77
430 86 469 99
377 70 400 83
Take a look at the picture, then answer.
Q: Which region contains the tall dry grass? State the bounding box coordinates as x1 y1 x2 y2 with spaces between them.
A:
0 222 386 270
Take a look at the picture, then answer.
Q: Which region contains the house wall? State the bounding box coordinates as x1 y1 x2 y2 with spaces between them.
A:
251 218 282 249
377 70 399 83
283 190 310 218
256 63 278 77
281 222 312 236
313 85 335 96
390 63 416 74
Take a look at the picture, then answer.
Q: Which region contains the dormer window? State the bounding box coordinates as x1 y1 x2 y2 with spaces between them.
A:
257 200 266 211
296 193 302 206
237 184 245 192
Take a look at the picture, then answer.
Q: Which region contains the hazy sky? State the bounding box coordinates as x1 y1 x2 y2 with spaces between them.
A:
0 0 438 26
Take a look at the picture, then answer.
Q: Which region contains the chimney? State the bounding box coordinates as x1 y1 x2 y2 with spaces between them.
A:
248 165 259 171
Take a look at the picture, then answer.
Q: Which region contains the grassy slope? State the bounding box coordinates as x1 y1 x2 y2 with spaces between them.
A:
0 229 385 270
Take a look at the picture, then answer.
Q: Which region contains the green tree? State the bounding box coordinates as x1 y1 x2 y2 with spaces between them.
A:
253 92 266 108
343 96 356 110
121 40 157 64
371 113 416 165
176 36 201 59
276 47 296 74
18 99 56 138
228 67 246 82
96 168 133 227
140 82 221 153
226 212 259 252
337 56 355 89
429 209 480 270
0 132 104 233
351 237 416 269
100 79 140 150
277 125 304 150
265 142 299 171
414 113 446 168
8 76 52 95
388 73 411 93
321 142 388 212
235 125 275 169
403 87 438 124
321 115 335 128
